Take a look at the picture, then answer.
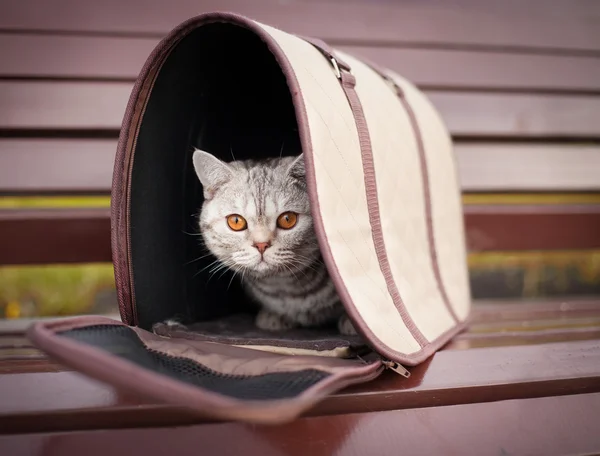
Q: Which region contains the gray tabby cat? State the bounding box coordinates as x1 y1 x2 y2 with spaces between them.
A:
192 148 356 336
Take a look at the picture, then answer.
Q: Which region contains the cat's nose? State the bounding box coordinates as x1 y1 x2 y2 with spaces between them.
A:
253 242 271 255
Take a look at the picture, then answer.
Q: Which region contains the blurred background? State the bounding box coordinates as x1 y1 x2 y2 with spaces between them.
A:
0 0 599 320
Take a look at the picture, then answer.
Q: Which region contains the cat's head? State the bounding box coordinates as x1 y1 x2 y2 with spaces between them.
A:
192 149 319 278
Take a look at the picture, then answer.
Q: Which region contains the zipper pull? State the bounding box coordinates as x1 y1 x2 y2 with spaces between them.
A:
382 359 411 378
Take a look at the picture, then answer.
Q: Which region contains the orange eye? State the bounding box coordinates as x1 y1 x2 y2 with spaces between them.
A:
226 214 247 231
277 212 298 230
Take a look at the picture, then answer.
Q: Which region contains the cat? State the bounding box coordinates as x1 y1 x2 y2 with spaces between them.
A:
191 148 357 336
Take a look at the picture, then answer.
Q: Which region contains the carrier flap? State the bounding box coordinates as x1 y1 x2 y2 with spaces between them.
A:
27 316 383 424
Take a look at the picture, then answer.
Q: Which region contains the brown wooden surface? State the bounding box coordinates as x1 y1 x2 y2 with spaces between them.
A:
1 299 599 435
1 0 599 51
3 140 599 193
3 82 600 138
4 33 600 92
0 209 111 264
463 204 600 251
2 205 599 265
1 394 600 456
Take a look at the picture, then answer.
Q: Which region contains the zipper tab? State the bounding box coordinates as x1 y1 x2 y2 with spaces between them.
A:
382 359 411 378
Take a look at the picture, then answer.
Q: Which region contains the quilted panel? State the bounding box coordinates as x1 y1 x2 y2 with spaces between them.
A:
387 72 471 322
258 23 421 355
337 51 457 341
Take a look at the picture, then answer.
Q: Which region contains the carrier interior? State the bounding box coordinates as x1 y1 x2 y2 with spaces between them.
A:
129 23 366 357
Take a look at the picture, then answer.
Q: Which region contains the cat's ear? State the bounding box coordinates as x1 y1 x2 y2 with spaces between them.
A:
192 148 233 199
286 153 305 180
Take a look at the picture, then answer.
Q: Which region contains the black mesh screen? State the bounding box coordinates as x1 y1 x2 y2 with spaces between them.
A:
59 325 329 400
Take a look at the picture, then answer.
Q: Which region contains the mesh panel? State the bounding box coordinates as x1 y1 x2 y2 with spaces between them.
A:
60 325 329 400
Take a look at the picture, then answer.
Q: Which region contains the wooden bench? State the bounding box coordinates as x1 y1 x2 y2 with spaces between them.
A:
1 1 599 454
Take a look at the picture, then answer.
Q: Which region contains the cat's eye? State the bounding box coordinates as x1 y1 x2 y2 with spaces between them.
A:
277 212 298 230
226 214 247 231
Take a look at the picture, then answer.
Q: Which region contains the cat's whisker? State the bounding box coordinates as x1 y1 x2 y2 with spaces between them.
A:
280 263 300 282
185 252 215 265
206 262 234 282
199 259 223 273
227 267 242 290
182 230 202 236
279 139 285 158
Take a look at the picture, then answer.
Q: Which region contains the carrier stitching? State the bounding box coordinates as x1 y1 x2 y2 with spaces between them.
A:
300 38 428 348
302 66 425 346
337 68 429 347
301 86 382 251
334 50 462 325
389 77 461 324
306 129 404 300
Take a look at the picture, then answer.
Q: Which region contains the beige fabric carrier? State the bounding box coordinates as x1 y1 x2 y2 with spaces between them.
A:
27 12 471 424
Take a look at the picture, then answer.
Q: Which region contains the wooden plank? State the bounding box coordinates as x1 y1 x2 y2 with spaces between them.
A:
4 34 600 92
4 394 599 455
0 340 599 434
2 81 600 137
0 139 116 193
2 139 599 193
0 209 112 265
0 82 130 129
1 205 599 264
428 93 600 138
310 0 600 22
2 299 598 358
0 0 599 51
3 299 597 359
465 205 600 251
349 47 600 92
457 144 600 191
470 298 600 322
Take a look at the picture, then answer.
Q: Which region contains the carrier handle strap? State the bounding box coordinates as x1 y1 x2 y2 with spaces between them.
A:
298 34 403 93
301 34 461 329
299 34 431 346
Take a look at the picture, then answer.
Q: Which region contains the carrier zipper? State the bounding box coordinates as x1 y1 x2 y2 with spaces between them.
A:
381 359 411 378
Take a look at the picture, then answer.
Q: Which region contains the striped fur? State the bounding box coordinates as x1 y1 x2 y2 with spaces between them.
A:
192 149 356 335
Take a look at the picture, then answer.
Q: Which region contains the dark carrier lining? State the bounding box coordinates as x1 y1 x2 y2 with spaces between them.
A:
130 23 301 329
59 325 330 400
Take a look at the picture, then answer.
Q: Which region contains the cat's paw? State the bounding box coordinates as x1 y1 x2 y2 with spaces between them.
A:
161 317 188 329
255 310 295 331
338 314 358 336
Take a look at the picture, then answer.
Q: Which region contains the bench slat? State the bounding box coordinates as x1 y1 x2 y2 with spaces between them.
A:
0 209 111 264
1 205 599 265
0 0 598 51
4 302 600 359
2 139 599 193
0 339 598 434
4 34 600 92
7 393 600 455
2 81 600 137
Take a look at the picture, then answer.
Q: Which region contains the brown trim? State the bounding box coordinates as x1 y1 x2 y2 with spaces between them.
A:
300 37 429 347
396 91 461 324
337 51 463 324
336 68 429 347
303 38 471 361
26 316 383 425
